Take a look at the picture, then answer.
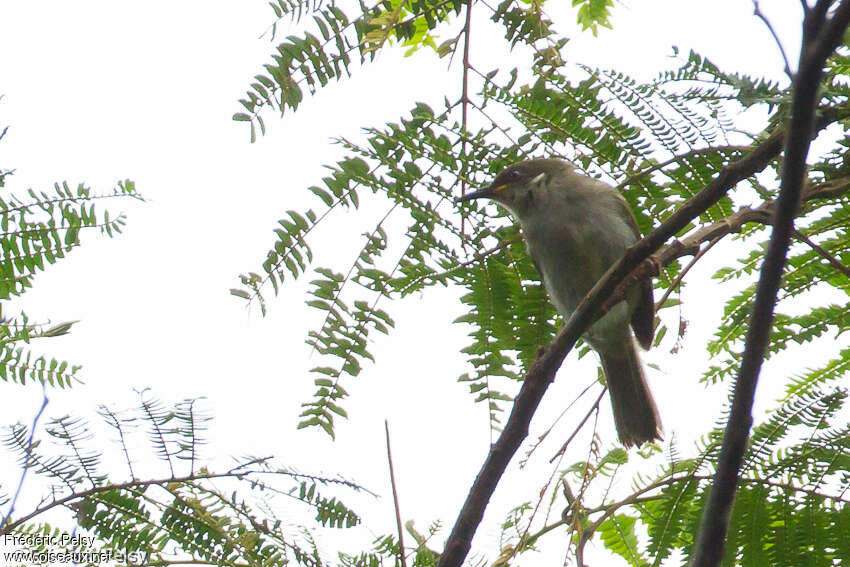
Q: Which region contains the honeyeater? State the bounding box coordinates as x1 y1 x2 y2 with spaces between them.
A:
456 158 661 447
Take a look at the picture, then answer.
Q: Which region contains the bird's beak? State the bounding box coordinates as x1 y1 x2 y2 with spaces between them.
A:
454 183 505 204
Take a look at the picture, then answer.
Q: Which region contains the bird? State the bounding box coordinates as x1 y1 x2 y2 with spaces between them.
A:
456 158 661 447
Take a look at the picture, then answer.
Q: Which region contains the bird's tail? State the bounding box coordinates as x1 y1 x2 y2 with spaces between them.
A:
599 341 661 447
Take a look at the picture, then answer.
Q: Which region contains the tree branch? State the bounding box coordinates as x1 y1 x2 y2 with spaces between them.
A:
0 463 278 534
690 3 850 565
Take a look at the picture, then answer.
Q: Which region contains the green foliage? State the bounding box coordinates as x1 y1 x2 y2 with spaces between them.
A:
629 389 850 565
0 178 138 300
237 0 464 140
0 329 79 388
337 521 443 567
598 514 646 566
705 187 850 386
1 395 365 567
0 175 141 389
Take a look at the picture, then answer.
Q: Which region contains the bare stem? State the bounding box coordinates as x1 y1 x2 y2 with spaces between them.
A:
385 421 408 567
753 0 794 79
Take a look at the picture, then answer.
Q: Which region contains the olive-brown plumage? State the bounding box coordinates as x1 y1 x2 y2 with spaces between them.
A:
457 158 661 447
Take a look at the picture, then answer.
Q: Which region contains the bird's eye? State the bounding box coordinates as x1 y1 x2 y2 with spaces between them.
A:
505 170 522 181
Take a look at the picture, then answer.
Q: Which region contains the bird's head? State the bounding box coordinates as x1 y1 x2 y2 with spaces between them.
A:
455 159 569 217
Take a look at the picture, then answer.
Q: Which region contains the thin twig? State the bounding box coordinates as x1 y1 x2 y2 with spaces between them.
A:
385 421 407 567
549 387 607 464
458 0 474 246
2 384 49 529
616 146 751 191
521 378 599 465
458 237 521 268
573 407 602 567
793 228 850 279
753 0 794 80
655 236 723 310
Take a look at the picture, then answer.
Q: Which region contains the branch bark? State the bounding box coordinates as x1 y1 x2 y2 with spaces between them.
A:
690 3 850 566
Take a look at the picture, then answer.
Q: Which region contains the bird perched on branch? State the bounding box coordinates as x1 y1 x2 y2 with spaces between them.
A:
456 158 661 447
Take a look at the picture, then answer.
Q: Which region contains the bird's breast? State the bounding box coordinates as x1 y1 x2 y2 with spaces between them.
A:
522 217 603 315
520 204 636 347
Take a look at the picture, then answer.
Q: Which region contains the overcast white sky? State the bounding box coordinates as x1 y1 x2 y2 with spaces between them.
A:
0 1 822 564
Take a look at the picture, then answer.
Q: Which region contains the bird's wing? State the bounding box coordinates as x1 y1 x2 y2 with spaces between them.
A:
631 279 655 350
612 192 655 349
611 191 642 240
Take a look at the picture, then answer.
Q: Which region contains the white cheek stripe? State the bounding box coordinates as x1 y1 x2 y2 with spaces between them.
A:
530 172 546 186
